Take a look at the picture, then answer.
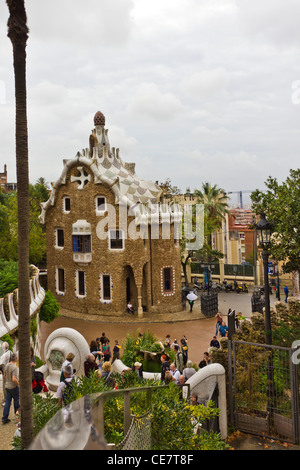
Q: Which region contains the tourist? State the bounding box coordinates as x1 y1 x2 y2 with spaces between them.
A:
112 340 121 363
2 353 20 424
180 335 188 365
102 338 111 362
218 321 228 338
56 364 73 406
173 344 184 373
284 285 289 303
160 354 170 382
90 340 99 358
164 370 173 384
127 302 134 315
99 332 106 347
101 361 114 386
60 352 75 382
132 361 143 379
84 353 98 377
203 352 211 365
170 363 181 384
0 342 12 406
190 393 199 405
30 347 36 379
215 312 223 336
183 360 196 380
210 335 220 349
163 334 171 349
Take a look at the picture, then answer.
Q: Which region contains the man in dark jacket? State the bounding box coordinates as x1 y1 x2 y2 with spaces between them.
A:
160 354 170 383
84 353 98 377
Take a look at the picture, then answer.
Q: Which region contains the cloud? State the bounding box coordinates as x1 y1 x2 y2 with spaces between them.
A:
127 82 185 121
1 0 299 202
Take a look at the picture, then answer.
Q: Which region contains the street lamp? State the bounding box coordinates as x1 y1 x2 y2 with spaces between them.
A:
254 212 273 345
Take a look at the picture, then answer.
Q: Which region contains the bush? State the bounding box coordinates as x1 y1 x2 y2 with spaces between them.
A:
39 290 60 323
121 329 172 368
0 259 18 297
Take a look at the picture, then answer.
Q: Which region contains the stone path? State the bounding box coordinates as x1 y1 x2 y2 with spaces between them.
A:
0 383 20 451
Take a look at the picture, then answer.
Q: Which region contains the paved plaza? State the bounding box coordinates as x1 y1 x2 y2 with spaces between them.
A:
1 291 280 450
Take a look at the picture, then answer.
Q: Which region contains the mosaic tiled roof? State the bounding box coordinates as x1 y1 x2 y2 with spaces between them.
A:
39 112 165 224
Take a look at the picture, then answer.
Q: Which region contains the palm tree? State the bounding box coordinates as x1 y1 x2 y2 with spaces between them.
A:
7 0 33 449
195 182 229 251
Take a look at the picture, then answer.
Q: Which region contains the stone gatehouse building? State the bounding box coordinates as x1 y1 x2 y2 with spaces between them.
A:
39 111 183 318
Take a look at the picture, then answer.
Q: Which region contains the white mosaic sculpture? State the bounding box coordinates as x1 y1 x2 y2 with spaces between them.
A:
42 327 90 391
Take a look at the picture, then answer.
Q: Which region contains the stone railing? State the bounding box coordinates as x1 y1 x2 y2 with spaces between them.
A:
0 265 45 338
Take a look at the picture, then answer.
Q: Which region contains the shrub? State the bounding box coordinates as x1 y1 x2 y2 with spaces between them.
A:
0 259 18 297
39 290 60 323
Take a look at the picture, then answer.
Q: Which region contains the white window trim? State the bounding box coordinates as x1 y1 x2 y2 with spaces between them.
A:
55 266 65 296
62 196 71 214
75 270 86 299
99 273 113 304
95 195 107 216
160 266 175 297
108 229 125 251
54 228 64 250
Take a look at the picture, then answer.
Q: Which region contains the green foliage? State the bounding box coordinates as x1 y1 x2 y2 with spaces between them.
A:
18 366 227 450
121 329 171 368
0 259 18 297
39 290 60 323
251 169 300 274
0 333 14 350
0 179 49 266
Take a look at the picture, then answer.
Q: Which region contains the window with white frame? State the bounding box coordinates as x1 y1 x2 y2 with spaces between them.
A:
55 228 64 248
100 274 112 302
56 267 65 294
95 195 107 215
109 229 124 250
76 270 86 297
62 196 71 213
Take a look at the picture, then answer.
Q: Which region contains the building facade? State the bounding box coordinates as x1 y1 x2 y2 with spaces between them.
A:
39 111 182 318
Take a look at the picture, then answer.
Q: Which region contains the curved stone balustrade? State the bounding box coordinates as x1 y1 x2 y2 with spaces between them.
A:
0 265 45 338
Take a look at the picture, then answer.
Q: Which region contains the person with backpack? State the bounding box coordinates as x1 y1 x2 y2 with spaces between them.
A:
56 364 74 406
2 352 20 424
60 352 75 382
173 344 184 373
102 339 111 362
0 342 12 406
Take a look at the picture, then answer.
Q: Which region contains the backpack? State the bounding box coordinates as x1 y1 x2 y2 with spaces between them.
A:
32 371 44 394
62 378 74 405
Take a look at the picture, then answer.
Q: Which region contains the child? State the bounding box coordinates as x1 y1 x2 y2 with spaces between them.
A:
112 340 121 363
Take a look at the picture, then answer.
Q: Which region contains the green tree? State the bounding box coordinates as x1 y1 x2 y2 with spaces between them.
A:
194 182 229 249
251 169 300 297
0 181 48 265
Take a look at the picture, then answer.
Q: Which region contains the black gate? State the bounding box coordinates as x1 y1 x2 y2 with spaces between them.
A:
228 340 300 444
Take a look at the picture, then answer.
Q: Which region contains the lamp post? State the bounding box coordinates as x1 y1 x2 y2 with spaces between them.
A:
254 212 273 345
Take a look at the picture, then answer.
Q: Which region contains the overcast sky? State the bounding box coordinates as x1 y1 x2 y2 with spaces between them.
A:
1 0 300 206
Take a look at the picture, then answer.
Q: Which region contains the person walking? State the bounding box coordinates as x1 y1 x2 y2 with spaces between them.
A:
173 345 184 373
0 342 12 406
180 335 188 365
2 353 20 424
284 285 289 303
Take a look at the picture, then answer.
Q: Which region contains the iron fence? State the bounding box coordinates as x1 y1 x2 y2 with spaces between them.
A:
228 340 299 444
